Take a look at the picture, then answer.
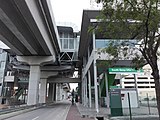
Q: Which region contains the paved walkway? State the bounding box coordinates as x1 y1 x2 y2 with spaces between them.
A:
66 104 94 120
76 103 110 118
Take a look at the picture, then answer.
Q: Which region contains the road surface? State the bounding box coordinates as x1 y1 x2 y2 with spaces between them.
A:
6 101 71 120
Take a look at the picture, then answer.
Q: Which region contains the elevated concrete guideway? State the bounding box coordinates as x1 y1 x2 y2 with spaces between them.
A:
48 77 80 83
0 0 64 105
0 0 60 56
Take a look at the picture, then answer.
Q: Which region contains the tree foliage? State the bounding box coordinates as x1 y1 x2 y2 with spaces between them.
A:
96 0 160 118
96 0 160 69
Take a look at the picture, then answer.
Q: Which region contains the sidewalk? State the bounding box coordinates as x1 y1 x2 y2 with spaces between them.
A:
75 102 159 120
76 103 110 118
66 104 94 120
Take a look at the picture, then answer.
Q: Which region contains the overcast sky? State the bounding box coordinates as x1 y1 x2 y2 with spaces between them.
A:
50 0 92 90
50 0 91 31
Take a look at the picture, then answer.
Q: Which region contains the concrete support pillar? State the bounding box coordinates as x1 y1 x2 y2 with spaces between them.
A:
52 83 55 101
17 56 54 105
40 71 57 103
56 83 61 101
39 78 47 103
27 65 40 105
48 83 53 102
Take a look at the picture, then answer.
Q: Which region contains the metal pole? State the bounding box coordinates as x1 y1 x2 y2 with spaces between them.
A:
147 93 151 115
93 30 99 113
88 48 92 108
88 70 92 108
120 74 123 88
82 79 84 105
85 76 88 106
133 74 139 107
128 92 132 120
105 72 110 108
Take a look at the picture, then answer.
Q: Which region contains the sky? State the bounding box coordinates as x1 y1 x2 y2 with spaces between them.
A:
50 0 91 31
0 0 93 90
50 0 92 90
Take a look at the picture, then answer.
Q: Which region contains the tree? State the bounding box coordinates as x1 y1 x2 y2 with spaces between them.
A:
96 0 160 118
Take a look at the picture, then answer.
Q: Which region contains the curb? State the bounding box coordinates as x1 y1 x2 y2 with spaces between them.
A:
109 115 159 120
95 117 109 120
0 106 41 120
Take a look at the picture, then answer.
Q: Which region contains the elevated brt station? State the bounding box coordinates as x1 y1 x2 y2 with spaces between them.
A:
0 1 157 119
78 9 156 116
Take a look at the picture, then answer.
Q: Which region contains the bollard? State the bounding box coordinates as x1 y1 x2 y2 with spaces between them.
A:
147 93 151 115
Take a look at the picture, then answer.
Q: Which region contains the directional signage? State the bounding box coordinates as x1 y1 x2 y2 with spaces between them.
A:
109 68 143 74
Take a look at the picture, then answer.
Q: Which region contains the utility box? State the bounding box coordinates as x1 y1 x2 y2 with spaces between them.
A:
110 88 138 116
121 88 138 108
110 89 123 116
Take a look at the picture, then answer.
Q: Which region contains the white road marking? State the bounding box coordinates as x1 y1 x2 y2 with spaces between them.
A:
32 116 39 120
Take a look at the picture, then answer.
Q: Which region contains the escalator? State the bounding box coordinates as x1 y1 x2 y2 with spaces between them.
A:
100 73 116 97
14 87 25 100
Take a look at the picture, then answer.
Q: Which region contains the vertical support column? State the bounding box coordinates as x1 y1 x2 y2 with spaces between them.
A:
134 74 139 107
93 30 99 113
87 47 92 108
105 73 110 108
120 74 123 88
88 70 92 108
17 56 54 105
27 65 40 105
52 83 55 101
84 76 88 106
39 78 47 103
81 80 83 105
82 79 85 105
48 83 53 102
56 83 61 101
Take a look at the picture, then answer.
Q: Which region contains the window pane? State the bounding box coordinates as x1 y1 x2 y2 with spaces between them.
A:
63 39 68 49
69 39 74 49
64 33 68 38
69 33 73 38
60 39 62 48
59 32 63 38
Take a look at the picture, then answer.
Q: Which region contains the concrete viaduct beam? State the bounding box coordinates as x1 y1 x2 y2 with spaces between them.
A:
0 0 59 56
48 77 81 83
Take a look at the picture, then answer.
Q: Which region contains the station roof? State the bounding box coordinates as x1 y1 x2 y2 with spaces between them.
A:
78 10 100 59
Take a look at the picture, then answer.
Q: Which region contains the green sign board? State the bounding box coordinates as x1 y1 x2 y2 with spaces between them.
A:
109 68 143 74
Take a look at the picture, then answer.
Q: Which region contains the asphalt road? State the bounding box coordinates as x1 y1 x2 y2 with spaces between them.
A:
5 101 71 120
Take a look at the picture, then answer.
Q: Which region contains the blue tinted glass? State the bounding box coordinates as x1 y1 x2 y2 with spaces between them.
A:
95 39 137 49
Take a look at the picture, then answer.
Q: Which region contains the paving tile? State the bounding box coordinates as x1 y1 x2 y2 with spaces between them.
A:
66 104 94 120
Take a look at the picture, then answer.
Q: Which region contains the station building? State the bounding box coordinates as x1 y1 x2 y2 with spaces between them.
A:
78 10 157 112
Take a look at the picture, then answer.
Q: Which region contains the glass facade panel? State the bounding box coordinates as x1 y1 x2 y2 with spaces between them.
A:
63 39 68 49
60 39 62 48
69 33 73 38
59 33 63 38
95 40 109 48
95 39 138 49
59 32 77 50
69 39 74 49
64 33 68 38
